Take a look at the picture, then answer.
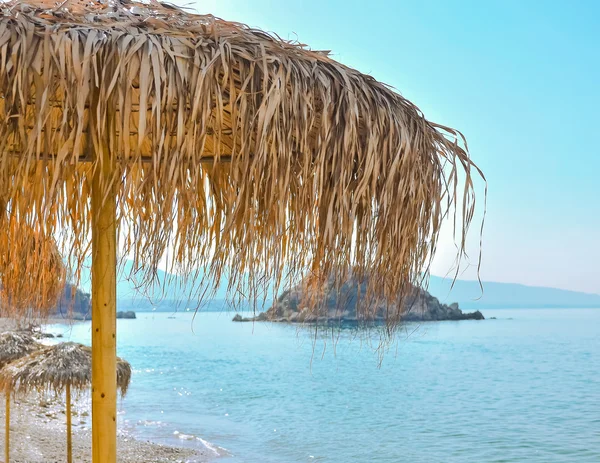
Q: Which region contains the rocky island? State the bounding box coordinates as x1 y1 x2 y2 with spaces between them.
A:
51 285 136 320
233 277 483 323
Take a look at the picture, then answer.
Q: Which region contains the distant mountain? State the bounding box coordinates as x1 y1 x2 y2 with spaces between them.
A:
76 259 230 312
427 275 600 309
75 259 600 310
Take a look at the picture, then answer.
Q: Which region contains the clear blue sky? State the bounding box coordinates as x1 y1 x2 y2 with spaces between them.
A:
182 0 600 294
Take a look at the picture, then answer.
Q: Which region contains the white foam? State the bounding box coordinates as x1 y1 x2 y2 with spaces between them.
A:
196 437 227 457
137 419 165 427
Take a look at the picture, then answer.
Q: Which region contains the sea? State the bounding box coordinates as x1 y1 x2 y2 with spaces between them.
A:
46 307 600 463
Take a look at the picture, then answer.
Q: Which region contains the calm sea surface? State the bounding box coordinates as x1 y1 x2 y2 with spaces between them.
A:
47 308 600 463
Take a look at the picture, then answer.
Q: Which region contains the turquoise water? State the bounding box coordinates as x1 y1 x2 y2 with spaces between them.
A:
48 308 600 462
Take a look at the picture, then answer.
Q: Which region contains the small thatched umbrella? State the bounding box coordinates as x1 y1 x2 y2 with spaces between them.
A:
0 332 40 368
0 1 485 461
0 331 41 463
0 342 131 463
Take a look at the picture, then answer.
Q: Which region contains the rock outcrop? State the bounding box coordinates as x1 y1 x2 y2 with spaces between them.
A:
68 310 137 320
233 277 483 323
53 284 91 318
116 311 137 319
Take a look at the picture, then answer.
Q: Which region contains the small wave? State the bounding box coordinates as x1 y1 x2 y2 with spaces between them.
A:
137 419 166 427
173 431 228 457
176 432 196 441
196 436 229 457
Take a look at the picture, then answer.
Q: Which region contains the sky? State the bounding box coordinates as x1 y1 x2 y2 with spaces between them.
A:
176 0 600 294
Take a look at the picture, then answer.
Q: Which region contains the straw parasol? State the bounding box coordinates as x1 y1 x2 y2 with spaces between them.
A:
0 331 41 463
0 342 131 463
0 332 40 369
0 1 485 461
0 217 67 319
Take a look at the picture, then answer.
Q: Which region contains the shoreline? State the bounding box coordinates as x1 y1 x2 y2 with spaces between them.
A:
0 394 213 463
0 318 216 463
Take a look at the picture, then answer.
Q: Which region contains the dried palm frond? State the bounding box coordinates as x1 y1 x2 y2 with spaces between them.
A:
0 342 131 396
0 0 484 326
0 214 67 318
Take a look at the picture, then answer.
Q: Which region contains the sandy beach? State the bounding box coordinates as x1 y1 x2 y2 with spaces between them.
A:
0 319 213 463
0 391 212 463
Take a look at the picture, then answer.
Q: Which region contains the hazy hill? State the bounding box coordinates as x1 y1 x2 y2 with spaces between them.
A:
76 260 229 311
428 275 600 309
73 260 600 311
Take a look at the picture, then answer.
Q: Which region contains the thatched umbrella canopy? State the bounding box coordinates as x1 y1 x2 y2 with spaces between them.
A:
0 0 484 461
0 342 131 463
0 0 484 303
0 331 42 463
0 217 67 319
0 332 40 368
0 342 131 396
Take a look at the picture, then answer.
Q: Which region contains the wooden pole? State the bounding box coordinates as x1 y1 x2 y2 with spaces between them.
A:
91 110 117 463
66 383 72 463
4 390 9 463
